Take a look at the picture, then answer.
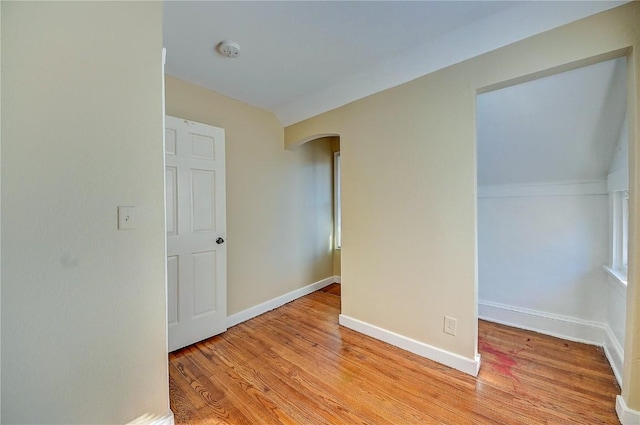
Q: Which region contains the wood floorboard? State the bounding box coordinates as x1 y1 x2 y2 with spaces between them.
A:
169 283 620 424
266 312 487 424
256 317 448 424
231 331 393 424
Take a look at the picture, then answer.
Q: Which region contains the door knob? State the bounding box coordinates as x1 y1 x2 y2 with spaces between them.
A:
216 237 225 245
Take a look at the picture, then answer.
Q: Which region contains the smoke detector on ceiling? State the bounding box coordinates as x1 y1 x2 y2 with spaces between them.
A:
217 41 240 58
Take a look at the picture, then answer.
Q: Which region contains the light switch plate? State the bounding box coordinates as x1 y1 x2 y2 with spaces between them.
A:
118 206 136 230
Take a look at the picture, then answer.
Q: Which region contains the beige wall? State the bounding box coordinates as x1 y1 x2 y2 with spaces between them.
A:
331 138 341 276
285 2 640 409
165 75 334 315
1 2 168 423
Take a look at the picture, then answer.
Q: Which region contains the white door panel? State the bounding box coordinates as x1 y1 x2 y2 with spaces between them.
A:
165 115 226 352
167 255 179 326
165 166 178 236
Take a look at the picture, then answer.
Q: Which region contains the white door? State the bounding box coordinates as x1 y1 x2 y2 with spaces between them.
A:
165 115 227 352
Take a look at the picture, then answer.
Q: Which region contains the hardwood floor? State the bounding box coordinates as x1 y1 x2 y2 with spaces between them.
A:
169 284 620 424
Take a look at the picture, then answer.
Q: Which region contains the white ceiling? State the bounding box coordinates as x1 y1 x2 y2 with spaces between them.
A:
163 1 626 126
477 57 627 187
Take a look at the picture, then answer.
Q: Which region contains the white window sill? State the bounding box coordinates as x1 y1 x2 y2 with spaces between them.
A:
603 265 628 292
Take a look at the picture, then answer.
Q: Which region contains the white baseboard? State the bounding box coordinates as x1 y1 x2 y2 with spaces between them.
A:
617 395 640 425
603 324 624 386
227 276 339 328
127 410 174 425
478 300 605 345
334 276 341 283
155 411 175 425
339 314 481 377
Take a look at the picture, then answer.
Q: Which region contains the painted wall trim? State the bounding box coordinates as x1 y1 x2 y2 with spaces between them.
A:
605 266 629 291
127 410 174 425
616 395 640 425
227 276 339 328
478 300 606 345
604 324 625 386
333 276 341 284
339 314 481 377
477 181 607 198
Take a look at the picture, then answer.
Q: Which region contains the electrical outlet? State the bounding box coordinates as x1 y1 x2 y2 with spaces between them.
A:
444 316 457 336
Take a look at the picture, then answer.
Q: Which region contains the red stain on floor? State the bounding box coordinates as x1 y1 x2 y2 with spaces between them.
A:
479 340 520 382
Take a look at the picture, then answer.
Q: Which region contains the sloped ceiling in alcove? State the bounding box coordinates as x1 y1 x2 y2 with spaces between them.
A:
477 58 627 187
